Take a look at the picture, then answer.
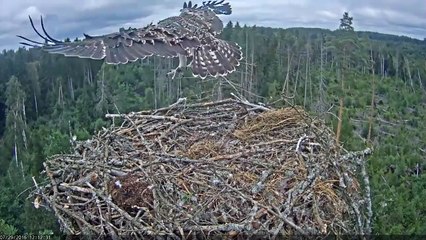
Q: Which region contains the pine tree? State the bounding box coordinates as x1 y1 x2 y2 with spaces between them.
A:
339 12 354 31
4 76 27 173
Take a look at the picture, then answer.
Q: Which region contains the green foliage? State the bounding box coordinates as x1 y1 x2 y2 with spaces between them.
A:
0 164 59 234
75 128 91 140
43 130 71 156
19 200 60 235
0 23 425 235
339 12 354 31
2 75 30 176
0 219 17 235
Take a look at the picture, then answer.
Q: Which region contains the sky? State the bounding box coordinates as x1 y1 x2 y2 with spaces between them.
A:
1 0 425 51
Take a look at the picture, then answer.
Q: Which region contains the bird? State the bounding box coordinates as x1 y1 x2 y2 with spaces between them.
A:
17 1 243 79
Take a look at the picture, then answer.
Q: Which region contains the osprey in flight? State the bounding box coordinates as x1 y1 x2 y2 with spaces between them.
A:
17 1 242 79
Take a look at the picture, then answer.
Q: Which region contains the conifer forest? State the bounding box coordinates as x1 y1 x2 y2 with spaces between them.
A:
0 17 425 236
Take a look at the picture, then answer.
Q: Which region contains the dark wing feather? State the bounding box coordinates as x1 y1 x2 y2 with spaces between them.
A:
18 1 242 78
182 0 232 15
17 16 199 64
191 37 243 79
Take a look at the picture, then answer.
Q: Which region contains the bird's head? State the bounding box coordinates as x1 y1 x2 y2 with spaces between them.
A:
181 1 231 34
181 7 218 22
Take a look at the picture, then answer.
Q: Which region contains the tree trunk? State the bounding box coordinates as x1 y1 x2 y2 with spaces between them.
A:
404 57 414 91
244 30 249 99
381 54 385 78
33 91 38 116
101 67 105 102
367 49 376 143
336 59 345 147
22 98 27 128
336 97 344 146
85 63 93 85
217 78 223 101
304 47 309 108
14 119 18 167
418 69 425 92
318 40 327 114
249 43 255 102
58 83 64 106
292 55 302 99
68 76 75 101
282 47 292 96
153 58 158 108
394 52 399 79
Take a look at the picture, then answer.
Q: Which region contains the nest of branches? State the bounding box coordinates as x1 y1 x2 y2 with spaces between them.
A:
32 98 372 239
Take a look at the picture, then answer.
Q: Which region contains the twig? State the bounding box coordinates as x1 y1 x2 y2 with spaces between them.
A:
231 93 270 111
31 98 370 237
296 134 307 153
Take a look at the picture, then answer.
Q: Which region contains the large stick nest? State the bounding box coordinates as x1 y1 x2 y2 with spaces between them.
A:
32 98 372 239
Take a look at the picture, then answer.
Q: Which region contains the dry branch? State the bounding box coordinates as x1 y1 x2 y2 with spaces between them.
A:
31 98 372 238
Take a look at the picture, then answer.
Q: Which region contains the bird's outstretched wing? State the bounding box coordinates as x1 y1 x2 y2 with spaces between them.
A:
191 36 242 79
182 0 232 15
17 1 243 79
17 16 201 64
177 1 242 78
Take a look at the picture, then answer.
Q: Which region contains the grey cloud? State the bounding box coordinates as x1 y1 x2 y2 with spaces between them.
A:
1 0 425 51
347 0 426 37
0 1 169 46
1 0 180 50
227 0 425 38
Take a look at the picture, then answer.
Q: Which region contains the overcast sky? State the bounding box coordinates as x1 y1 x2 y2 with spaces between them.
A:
1 0 425 50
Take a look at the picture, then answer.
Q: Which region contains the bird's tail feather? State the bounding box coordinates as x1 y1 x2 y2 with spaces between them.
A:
191 39 242 79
